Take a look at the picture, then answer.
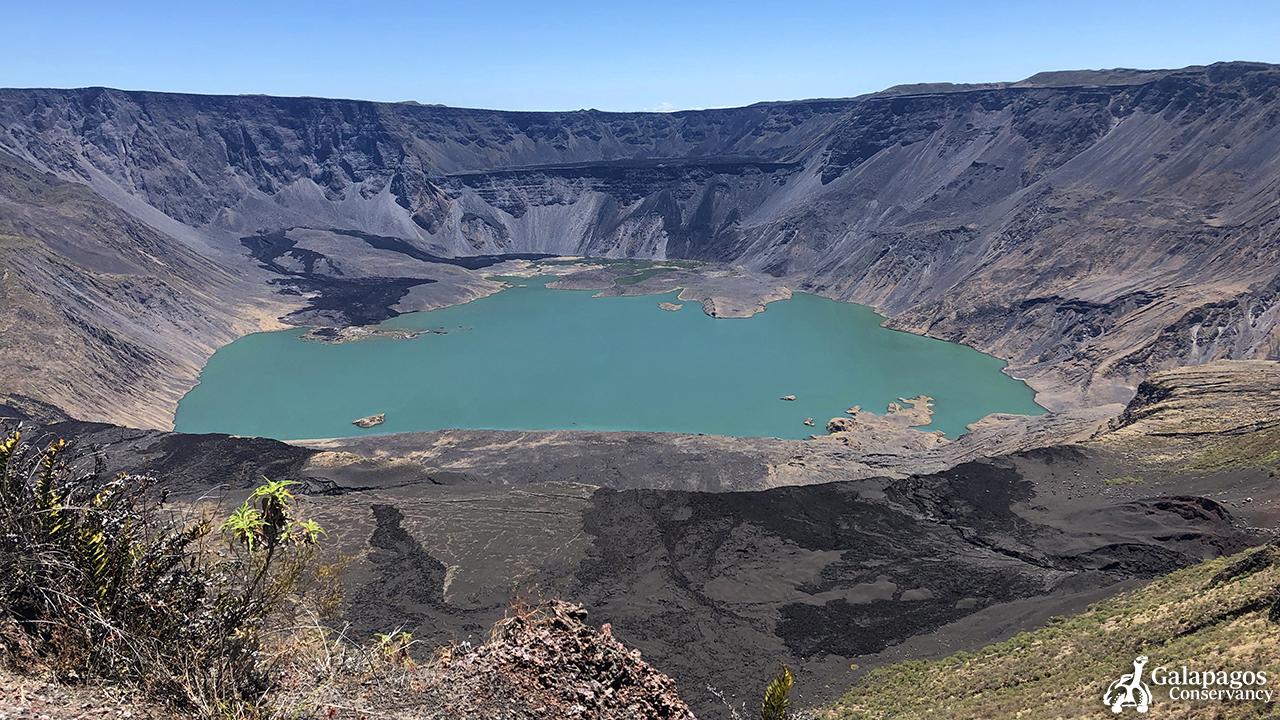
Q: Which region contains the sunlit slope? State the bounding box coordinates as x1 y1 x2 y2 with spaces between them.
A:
824 541 1280 719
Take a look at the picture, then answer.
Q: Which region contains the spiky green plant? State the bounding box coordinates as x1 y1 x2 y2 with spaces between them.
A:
292 519 327 545
248 478 297 547
373 631 416 667
223 479 317 552
222 478 326 604
0 433 326 717
222 502 268 551
762 664 794 720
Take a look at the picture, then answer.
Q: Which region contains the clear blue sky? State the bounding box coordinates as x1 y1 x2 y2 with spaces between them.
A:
5 0 1278 111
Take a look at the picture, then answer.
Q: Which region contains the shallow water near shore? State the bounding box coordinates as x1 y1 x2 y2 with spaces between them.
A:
175 278 1045 440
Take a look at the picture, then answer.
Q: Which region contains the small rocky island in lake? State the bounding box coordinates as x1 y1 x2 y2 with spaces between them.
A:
301 326 423 344
658 302 683 311
780 395 796 401
352 413 385 428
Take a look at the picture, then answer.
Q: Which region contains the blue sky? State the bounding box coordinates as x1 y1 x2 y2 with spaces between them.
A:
4 0 1278 111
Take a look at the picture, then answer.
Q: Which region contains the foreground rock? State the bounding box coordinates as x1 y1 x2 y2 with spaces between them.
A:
1 601 694 720
285 601 696 720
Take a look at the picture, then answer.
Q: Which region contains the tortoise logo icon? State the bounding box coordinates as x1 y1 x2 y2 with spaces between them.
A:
1104 656 1153 713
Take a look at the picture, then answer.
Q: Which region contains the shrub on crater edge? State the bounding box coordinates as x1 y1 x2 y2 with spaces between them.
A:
0 430 328 717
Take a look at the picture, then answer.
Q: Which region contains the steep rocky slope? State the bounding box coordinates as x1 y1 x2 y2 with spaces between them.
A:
825 541 1280 719
1089 359 1280 474
1106 360 1280 439
3 62 1280 425
0 150 289 427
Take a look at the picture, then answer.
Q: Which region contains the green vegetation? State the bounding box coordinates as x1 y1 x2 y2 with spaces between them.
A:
1184 426 1280 472
761 664 795 720
537 256 703 271
0 150 105 208
1103 475 1145 485
511 257 700 286
0 431 335 718
614 267 676 285
823 542 1280 719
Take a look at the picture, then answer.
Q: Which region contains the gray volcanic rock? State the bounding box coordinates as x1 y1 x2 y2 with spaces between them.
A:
0 151 290 428
298 403 1118 493
3 63 1280 425
827 417 855 433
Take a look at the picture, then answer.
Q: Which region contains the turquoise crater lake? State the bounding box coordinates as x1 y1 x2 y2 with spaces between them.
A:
174 278 1045 440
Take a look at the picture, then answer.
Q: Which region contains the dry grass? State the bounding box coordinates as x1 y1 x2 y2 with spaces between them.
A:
1184 427 1280 473
823 542 1280 720
1102 475 1145 485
